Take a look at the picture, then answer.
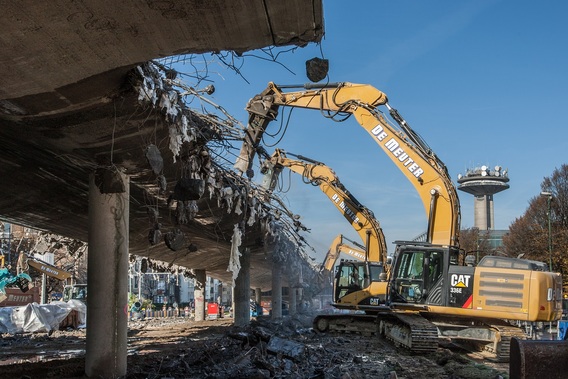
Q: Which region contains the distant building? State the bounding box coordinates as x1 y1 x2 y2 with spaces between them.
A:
128 257 231 307
457 165 509 252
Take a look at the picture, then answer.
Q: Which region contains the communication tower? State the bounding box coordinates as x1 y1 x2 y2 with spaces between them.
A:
457 165 509 230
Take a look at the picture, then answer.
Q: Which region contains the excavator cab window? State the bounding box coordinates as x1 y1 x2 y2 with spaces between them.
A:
392 250 426 302
391 246 450 305
334 262 363 300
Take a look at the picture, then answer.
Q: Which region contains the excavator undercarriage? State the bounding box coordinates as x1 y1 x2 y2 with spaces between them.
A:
313 309 527 361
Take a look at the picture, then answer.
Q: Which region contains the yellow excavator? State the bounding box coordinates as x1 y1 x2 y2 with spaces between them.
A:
321 234 368 272
318 234 368 300
235 82 563 360
259 148 390 314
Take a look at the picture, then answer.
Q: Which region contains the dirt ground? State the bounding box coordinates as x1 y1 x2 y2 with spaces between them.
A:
0 312 509 379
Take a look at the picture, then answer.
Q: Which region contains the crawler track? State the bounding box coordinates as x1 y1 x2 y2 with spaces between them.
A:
381 312 439 353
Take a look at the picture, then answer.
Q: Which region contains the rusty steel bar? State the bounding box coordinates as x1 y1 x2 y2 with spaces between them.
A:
510 337 568 379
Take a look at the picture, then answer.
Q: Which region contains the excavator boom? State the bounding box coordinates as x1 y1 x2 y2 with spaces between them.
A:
236 82 460 246
321 234 366 272
262 148 387 266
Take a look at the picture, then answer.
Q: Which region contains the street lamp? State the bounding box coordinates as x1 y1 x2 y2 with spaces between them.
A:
541 191 553 271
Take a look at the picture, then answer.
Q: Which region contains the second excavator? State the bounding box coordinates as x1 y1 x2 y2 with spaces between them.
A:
259 148 390 316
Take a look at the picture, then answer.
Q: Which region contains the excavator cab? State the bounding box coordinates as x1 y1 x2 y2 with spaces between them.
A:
389 241 461 307
333 259 388 309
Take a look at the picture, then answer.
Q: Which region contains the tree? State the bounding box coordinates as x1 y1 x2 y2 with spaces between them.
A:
541 164 568 280
502 202 547 261
503 164 568 285
460 227 491 263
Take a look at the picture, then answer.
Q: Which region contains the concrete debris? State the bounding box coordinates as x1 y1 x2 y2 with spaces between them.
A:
164 228 185 251
228 224 243 288
267 335 306 361
0 315 510 378
172 178 204 201
247 196 258 226
157 174 167 193
173 200 199 225
144 144 164 174
148 226 162 246
220 186 234 211
134 62 320 290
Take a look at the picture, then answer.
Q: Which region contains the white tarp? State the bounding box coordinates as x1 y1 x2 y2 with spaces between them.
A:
0 300 86 334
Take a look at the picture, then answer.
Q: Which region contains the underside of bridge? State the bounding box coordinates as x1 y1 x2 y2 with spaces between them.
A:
0 1 324 291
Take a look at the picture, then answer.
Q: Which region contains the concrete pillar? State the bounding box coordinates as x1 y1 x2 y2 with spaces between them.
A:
194 269 206 321
255 287 262 305
85 170 129 378
289 287 297 316
271 262 282 319
234 248 250 326
297 287 304 303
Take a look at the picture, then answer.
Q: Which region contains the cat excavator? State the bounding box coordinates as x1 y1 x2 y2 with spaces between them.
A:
259 148 390 316
235 82 563 360
321 234 367 272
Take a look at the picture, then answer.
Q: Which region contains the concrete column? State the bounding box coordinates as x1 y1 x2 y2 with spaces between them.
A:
289 287 297 316
234 248 250 326
297 287 304 303
194 269 206 321
271 262 282 319
255 287 262 305
85 170 129 378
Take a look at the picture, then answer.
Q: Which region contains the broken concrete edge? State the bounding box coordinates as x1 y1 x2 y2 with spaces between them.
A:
128 61 322 292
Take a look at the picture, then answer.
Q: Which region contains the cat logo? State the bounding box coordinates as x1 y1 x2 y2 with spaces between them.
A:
450 274 471 288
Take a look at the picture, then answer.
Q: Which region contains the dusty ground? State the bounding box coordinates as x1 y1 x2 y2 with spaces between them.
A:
0 313 509 379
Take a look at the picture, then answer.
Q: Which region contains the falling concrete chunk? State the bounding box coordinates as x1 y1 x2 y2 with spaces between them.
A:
148 225 162 246
172 178 204 201
145 144 164 174
164 228 185 251
157 174 167 193
305 57 329 83
267 336 305 361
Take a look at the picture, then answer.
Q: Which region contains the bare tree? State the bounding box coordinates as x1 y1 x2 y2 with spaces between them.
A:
503 164 568 285
460 227 492 263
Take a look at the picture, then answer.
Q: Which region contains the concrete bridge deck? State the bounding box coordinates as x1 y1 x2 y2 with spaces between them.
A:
0 0 324 291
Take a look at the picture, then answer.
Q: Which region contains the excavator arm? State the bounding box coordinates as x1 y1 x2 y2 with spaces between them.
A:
321 234 366 272
261 148 388 266
236 82 460 246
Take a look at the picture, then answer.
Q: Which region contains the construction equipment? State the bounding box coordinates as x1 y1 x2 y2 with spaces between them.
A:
1 253 73 304
63 284 87 303
321 234 367 272
235 81 563 360
0 252 32 301
24 254 72 281
260 148 390 310
0 268 32 302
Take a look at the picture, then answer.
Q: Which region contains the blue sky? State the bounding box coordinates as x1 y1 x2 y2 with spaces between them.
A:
172 1 568 260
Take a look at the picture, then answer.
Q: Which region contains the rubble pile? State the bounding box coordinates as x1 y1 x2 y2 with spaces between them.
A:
0 314 509 379
122 316 508 379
